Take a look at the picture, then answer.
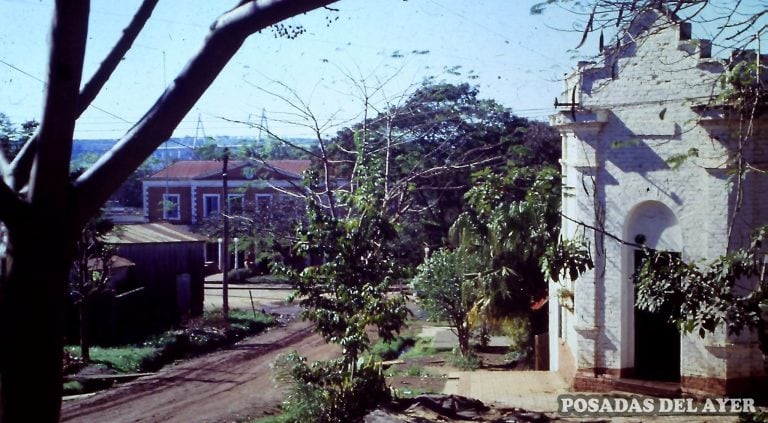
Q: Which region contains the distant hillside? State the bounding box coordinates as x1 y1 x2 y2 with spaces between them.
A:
72 136 315 163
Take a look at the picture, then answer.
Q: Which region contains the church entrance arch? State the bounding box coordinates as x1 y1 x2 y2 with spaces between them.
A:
623 201 682 381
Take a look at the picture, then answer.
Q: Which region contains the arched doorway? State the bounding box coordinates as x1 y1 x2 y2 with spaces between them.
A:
624 201 682 381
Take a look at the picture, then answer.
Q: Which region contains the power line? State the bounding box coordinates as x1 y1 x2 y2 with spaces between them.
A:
0 57 131 123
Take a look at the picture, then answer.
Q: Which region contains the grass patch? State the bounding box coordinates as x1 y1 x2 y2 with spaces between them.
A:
448 350 482 370
65 345 160 373
249 411 298 423
400 337 439 359
62 381 85 396
66 310 276 375
405 365 425 377
246 274 291 285
368 335 416 361
202 308 276 333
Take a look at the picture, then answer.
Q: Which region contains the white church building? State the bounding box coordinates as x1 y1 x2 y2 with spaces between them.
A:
548 9 767 396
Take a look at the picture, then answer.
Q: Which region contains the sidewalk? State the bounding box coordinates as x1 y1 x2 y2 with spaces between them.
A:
443 369 568 412
423 326 741 422
443 369 741 422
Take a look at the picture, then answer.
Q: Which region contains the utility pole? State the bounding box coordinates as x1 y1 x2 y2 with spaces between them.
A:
221 148 230 319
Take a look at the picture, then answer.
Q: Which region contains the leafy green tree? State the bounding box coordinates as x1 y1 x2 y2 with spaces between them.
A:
0 2 339 420
448 165 562 342
70 214 115 362
243 135 315 160
327 82 560 262
412 248 482 356
275 146 409 420
0 114 37 160
285 168 408 369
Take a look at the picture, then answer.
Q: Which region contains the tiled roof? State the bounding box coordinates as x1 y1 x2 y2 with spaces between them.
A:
106 223 208 244
148 161 230 179
148 160 311 179
262 160 312 177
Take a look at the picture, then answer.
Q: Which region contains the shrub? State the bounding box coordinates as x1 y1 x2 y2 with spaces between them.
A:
405 365 425 377
368 335 416 361
400 337 439 358
448 349 482 370
227 267 254 282
274 352 391 423
412 248 481 357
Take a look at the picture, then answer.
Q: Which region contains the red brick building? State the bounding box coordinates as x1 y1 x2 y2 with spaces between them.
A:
142 160 311 225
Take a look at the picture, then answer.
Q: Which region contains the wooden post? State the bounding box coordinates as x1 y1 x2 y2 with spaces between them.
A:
535 332 549 371
221 148 230 319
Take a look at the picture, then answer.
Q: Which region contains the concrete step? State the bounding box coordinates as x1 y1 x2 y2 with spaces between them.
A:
613 378 681 397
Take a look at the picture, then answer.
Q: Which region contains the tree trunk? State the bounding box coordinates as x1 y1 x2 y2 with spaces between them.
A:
457 322 471 357
79 299 90 362
0 222 73 422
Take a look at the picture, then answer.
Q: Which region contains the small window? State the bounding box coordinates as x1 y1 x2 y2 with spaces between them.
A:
203 194 220 218
162 194 181 220
228 194 244 214
255 194 272 216
279 194 303 219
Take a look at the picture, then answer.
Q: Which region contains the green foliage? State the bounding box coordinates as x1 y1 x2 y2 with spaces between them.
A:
203 308 276 331
368 335 416 361
194 139 230 160
0 113 37 160
227 267 254 282
499 316 532 352
448 165 562 336
274 352 390 423
65 345 159 373
412 248 481 356
665 147 699 170
65 310 275 374
62 381 85 396
250 412 298 423
400 337 439 358
405 365 426 377
635 244 767 353
326 82 560 268
284 169 409 369
718 59 767 114
448 350 482 370
247 274 290 285
541 237 594 283
70 212 117 360
112 157 162 207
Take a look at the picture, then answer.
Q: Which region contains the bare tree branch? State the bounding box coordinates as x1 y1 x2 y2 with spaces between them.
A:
78 0 159 112
220 117 321 159
10 0 159 192
30 0 90 208
75 0 338 225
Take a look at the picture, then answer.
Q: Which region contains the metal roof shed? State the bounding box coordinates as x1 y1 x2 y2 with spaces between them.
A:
107 223 208 328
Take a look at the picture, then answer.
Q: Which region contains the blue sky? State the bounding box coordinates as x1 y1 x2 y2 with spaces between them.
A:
0 0 729 140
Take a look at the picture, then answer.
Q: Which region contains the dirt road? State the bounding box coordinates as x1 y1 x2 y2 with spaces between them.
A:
61 319 339 423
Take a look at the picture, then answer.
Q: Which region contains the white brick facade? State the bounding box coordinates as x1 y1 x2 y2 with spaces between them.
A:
549 10 767 396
